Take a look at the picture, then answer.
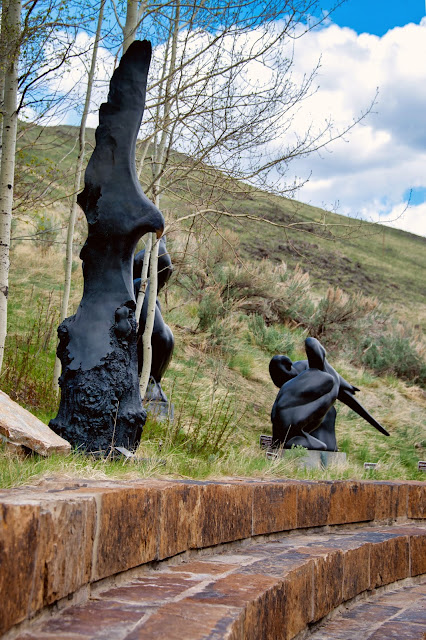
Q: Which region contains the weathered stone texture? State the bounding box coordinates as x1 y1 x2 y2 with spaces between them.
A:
252 481 297 535
372 481 408 521
1 479 425 638
158 481 201 559
328 481 375 525
197 482 253 547
407 482 426 519
410 533 426 576
296 481 331 528
93 484 160 580
312 549 344 621
370 535 410 588
0 494 96 635
0 390 71 455
342 544 370 601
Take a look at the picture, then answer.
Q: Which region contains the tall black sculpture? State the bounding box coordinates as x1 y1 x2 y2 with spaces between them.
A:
50 41 164 452
270 337 389 451
133 236 174 408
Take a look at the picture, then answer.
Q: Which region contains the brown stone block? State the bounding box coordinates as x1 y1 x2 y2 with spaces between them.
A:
312 549 344 621
169 560 238 576
280 563 314 640
242 579 287 640
124 600 242 640
157 482 201 559
368 621 425 639
234 549 314 638
373 482 408 521
296 482 331 529
0 494 96 635
370 535 410 588
99 572 200 605
189 572 278 608
0 501 41 635
410 533 426 576
40 598 147 638
342 544 370 601
328 481 375 525
252 481 297 535
36 495 96 607
196 482 253 548
407 482 426 519
93 485 160 580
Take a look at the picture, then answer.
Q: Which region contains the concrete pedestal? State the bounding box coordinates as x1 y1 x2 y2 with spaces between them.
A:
267 449 347 469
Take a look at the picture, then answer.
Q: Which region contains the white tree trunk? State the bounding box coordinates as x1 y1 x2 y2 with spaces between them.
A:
123 0 146 53
53 0 105 390
139 231 159 398
0 0 21 374
135 231 151 320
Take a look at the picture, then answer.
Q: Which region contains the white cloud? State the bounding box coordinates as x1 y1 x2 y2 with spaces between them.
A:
284 18 426 236
376 201 426 236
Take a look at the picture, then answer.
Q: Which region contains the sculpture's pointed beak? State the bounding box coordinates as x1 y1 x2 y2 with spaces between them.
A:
338 389 390 436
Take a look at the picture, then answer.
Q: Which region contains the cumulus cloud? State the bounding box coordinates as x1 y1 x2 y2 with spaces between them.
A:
285 18 426 236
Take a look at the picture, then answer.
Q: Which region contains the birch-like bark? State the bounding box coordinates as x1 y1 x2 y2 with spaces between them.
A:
0 8 7 164
139 230 158 398
0 0 21 373
137 3 180 392
53 0 105 390
135 231 151 320
123 0 146 53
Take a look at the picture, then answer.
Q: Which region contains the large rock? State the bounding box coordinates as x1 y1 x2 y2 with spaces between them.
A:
0 390 71 455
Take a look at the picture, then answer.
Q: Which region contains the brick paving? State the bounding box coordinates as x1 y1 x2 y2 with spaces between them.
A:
309 581 426 639
12 523 426 640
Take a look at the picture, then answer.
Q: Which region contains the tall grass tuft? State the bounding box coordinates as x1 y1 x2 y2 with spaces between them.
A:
1 291 59 420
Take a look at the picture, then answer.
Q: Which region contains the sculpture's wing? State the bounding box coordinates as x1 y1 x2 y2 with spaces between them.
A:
338 388 390 436
272 369 338 435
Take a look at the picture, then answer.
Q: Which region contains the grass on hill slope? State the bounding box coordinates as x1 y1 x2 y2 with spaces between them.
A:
1 123 425 488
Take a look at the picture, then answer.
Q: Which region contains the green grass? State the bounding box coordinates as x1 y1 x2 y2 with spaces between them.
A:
1 123 425 488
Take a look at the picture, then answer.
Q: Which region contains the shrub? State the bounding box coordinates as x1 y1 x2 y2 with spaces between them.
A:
197 288 224 330
361 333 426 386
247 314 295 356
309 287 380 341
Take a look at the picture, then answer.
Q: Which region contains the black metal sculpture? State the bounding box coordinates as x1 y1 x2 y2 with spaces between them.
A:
270 337 389 451
50 41 164 453
133 236 174 409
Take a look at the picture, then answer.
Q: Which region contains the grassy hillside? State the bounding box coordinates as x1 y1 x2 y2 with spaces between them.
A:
1 123 425 487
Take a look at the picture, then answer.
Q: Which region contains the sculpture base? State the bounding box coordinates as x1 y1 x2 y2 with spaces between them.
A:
267 449 347 469
144 400 174 423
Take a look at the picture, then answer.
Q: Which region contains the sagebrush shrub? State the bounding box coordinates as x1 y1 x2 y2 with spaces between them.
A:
361 333 426 386
247 314 295 356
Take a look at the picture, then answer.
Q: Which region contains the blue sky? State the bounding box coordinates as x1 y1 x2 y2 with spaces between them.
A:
330 0 425 36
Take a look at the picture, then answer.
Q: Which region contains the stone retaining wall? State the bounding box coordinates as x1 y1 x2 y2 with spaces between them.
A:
0 479 425 636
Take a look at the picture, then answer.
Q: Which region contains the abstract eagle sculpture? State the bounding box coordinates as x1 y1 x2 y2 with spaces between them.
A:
270 337 390 451
50 41 164 453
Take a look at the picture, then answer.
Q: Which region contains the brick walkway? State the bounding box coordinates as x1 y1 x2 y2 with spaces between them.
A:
12 523 426 640
309 581 426 639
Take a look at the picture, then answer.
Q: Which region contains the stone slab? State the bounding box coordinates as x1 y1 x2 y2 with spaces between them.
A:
0 390 71 455
252 481 297 535
328 481 376 525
